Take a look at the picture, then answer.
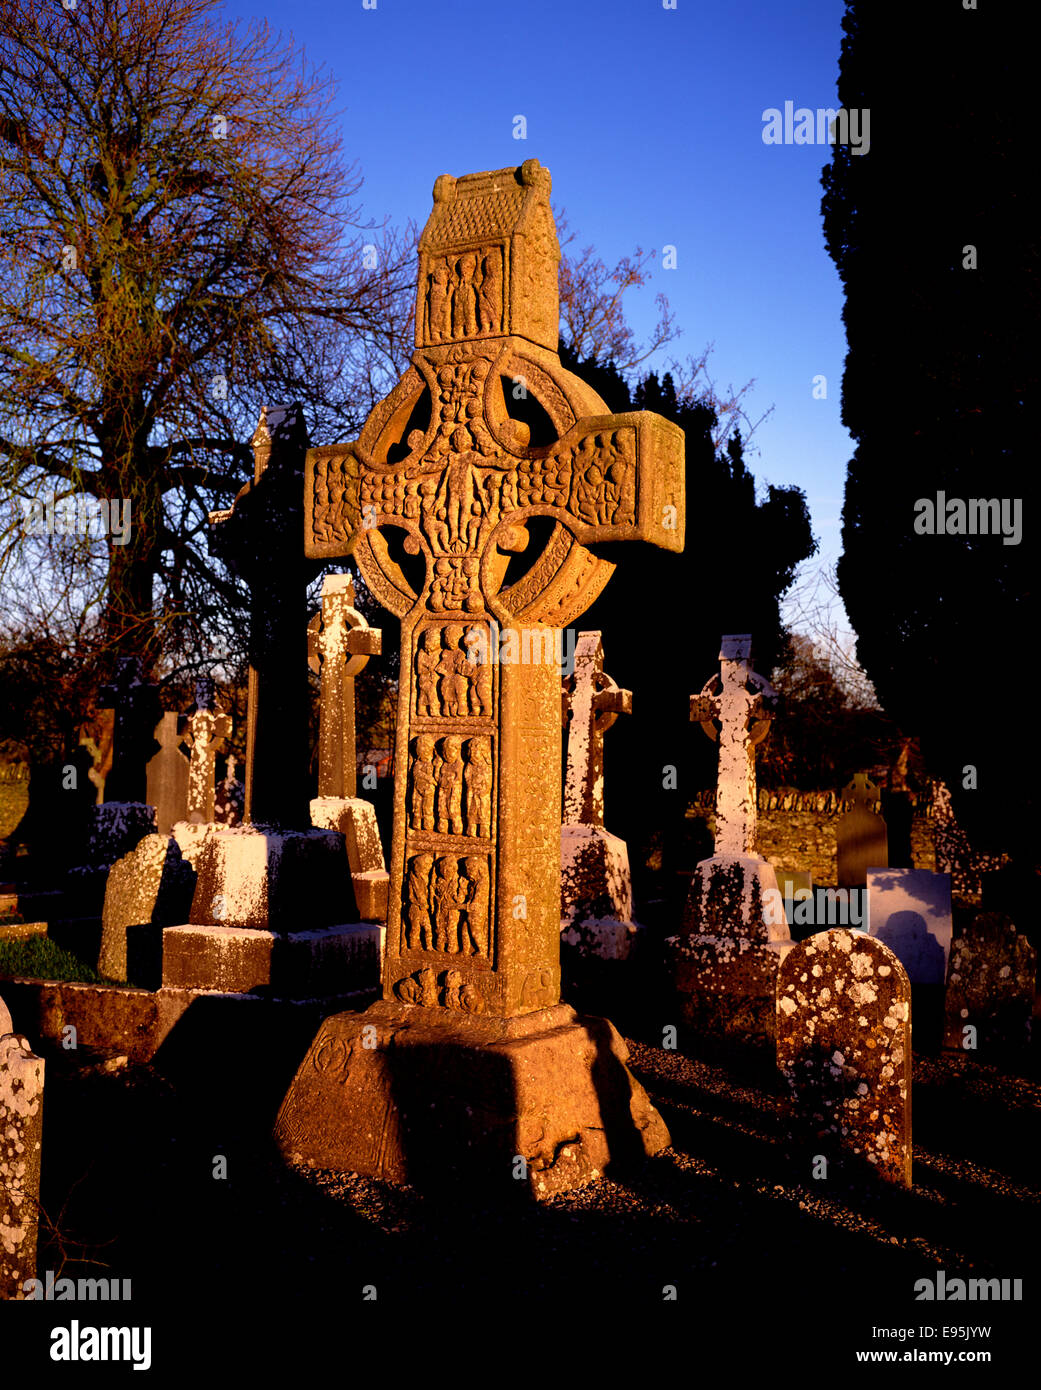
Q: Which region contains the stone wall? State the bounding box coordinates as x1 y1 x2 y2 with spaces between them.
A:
686 788 937 888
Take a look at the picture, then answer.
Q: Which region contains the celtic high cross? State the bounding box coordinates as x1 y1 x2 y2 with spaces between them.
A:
305 159 684 1017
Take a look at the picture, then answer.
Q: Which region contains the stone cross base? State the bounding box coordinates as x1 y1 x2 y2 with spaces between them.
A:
274 1001 670 1199
561 825 639 961
682 854 790 940
161 922 381 996
0 1028 45 1300
672 935 795 1043
183 824 357 931
310 796 389 923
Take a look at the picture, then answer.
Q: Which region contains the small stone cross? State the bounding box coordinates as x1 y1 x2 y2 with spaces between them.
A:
691 634 777 856
98 657 161 803
184 679 232 824
307 575 382 799
561 631 631 828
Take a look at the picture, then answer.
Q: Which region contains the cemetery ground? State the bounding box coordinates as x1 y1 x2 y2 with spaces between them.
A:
1 948 1038 1363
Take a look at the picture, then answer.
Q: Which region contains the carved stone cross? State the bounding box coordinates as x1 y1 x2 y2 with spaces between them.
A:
307 575 382 799
209 404 312 828
98 657 161 804
184 679 232 824
562 631 631 828
303 159 684 1019
691 634 777 857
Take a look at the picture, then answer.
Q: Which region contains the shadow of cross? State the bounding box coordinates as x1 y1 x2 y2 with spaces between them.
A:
303 158 685 1018
562 630 631 828
691 634 777 857
307 575 382 799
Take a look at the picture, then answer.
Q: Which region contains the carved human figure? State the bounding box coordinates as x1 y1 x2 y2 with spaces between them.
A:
477 250 502 333
409 735 439 831
452 253 478 338
428 261 450 342
458 856 489 956
437 626 469 717
415 628 442 716
436 735 465 834
406 852 435 950
443 968 464 1008
465 625 493 716
464 739 492 838
432 856 461 952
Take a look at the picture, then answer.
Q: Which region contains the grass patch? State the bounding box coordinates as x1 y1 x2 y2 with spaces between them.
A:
0 934 105 984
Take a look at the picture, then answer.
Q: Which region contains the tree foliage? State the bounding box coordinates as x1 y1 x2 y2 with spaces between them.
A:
822 1 1036 857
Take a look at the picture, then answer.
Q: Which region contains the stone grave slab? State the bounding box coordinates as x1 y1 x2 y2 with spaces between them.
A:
943 911 1036 1052
837 772 888 889
777 928 911 1186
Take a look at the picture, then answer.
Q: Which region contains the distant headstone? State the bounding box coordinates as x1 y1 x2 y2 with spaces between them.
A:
836 772 888 888
675 636 792 1040
145 712 190 835
0 1018 45 1299
777 928 912 1186
866 867 952 984
98 834 196 983
560 631 638 960
214 754 245 827
774 868 813 929
944 912 1036 1053
184 680 232 824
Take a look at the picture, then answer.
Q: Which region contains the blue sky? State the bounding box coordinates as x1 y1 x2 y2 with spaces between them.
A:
227 0 855 642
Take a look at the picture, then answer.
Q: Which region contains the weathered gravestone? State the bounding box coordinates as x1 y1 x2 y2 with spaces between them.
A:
866 866 952 985
836 771 888 889
275 159 681 1196
943 911 1036 1053
673 635 792 1040
183 678 232 825
0 996 45 1300
145 712 190 835
160 407 381 997
97 834 195 984
307 574 389 923
560 631 639 960
777 928 912 1186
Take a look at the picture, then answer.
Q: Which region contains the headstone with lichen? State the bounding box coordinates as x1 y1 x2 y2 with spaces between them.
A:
777 928 911 1186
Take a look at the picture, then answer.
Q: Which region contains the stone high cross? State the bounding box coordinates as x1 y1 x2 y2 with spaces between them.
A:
691 634 777 857
562 631 631 828
304 160 684 1017
184 679 232 824
98 658 161 803
209 404 312 828
307 575 382 799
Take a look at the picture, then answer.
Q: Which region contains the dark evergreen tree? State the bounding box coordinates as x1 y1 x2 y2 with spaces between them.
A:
823 2 1037 859
560 343 816 911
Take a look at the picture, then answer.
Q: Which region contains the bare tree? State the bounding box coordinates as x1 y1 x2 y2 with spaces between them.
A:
0 0 415 672
555 210 772 452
